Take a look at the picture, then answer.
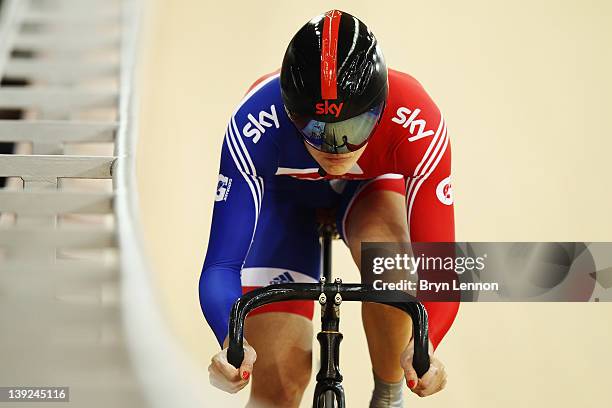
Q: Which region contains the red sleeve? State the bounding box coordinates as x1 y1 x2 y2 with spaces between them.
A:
391 81 459 351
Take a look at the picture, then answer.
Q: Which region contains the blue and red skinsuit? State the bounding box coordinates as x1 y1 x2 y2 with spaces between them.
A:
200 69 459 350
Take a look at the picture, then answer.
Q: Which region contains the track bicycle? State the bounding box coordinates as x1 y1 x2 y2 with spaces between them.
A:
227 221 430 407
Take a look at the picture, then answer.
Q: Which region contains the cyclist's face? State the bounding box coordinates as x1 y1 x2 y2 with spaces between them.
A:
304 141 368 176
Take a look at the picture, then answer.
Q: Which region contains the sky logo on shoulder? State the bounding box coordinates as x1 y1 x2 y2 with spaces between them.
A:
392 106 435 142
243 104 279 143
270 271 295 285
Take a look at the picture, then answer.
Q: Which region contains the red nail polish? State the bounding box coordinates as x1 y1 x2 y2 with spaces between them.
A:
242 371 250 380
408 380 416 389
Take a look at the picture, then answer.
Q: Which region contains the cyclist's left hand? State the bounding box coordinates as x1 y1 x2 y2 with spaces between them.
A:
400 338 447 397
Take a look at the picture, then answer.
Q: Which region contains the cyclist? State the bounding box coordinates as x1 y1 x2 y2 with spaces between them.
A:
200 10 458 407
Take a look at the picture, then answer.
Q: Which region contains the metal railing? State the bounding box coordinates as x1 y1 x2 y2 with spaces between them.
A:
0 0 206 406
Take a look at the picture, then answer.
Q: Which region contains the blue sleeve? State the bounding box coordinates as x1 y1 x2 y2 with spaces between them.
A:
199 80 281 346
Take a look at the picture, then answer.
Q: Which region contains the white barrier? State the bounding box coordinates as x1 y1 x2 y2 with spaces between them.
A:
113 1 207 406
0 0 207 406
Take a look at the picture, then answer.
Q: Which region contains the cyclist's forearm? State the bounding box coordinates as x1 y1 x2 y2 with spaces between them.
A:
199 265 242 346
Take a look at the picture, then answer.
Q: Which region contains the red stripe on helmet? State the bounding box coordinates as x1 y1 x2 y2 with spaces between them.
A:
320 10 342 100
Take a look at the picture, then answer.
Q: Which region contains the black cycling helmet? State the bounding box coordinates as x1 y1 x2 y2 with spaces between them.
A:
280 10 388 154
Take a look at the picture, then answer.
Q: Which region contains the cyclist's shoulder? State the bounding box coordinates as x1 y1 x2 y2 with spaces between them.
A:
245 69 281 94
221 70 302 176
235 70 283 113
385 68 442 137
388 68 422 86
226 70 287 150
380 69 446 170
387 68 437 107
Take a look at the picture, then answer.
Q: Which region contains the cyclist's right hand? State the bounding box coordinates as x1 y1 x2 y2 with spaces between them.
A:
209 338 257 394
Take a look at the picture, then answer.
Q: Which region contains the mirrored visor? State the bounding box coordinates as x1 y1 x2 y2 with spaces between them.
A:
289 102 384 154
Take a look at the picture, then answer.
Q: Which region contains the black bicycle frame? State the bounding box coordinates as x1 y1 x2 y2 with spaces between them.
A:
227 228 430 407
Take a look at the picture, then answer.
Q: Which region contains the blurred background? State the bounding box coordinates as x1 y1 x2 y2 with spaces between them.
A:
1 0 611 407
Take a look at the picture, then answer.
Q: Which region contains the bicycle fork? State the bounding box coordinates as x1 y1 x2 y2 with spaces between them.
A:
313 277 345 408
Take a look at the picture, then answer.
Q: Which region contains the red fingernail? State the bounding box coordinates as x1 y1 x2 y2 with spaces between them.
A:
242 371 250 380
408 380 416 389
